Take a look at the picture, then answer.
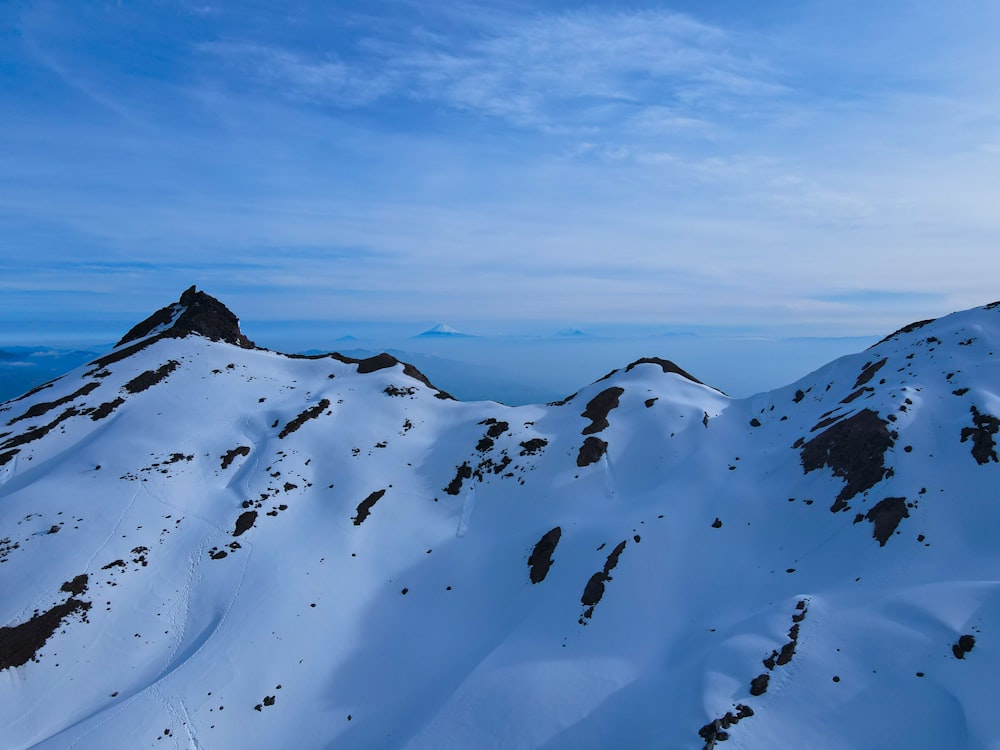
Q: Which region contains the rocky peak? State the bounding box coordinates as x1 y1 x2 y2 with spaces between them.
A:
115 286 255 349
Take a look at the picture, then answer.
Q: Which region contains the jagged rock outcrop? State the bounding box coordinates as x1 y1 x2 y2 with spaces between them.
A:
115 285 255 349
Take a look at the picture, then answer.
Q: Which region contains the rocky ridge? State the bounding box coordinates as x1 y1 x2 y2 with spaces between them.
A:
1 289 998 750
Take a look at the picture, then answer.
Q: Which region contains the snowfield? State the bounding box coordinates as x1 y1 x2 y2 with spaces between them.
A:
1 288 999 749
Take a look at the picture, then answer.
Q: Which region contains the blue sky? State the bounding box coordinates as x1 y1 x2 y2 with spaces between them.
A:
2 0 1000 351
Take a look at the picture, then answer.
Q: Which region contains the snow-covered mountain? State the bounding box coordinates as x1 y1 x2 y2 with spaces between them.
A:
2 287 998 750
413 323 472 338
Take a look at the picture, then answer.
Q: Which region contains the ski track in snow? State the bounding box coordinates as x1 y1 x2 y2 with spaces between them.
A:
602 453 618 499
139 478 255 682
85 483 141 567
456 486 476 537
176 696 203 750
10 482 144 626
0 453 16 486
238 416 263 499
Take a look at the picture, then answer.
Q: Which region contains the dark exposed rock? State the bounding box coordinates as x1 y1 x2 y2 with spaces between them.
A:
352 489 386 526
866 497 909 546
952 634 976 659
278 399 330 439
698 704 754 749
800 409 893 512
776 624 800 666
793 389 805 403
580 541 627 611
445 462 472 495
0 596 92 671
644 397 657 408
331 353 454 400
960 405 1000 464
548 391 578 407
593 368 620 383
221 446 251 469
116 286 255 349
232 511 257 537
603 541 626 572
2 448 23 465
115 301 176 347
749 418 761 427
519 438 548 456
7 382 100 425
384 385 417 397
353 352 402 374
485 421 509 439
7 380 56 404
581 573 606 607
762 600 809 674
840 387 873 404
854 358 887 388
749 673 769 696
84 335 167 373
624 357 704 385
123 361 180 394
810 412 846 432
581 387 624 435
872 318 936 347
576 436 608 467
528 527 562 584
0 407 81 453
90 397 125 421
60 574 88 597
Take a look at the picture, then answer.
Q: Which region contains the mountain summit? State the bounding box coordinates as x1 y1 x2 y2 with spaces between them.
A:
115 285 255 349
1 291 999 749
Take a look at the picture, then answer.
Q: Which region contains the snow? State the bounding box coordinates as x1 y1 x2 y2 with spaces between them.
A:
1 295 999 749
414 323 471 338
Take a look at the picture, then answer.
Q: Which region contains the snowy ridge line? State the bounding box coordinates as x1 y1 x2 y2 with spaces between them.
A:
2 289 999 749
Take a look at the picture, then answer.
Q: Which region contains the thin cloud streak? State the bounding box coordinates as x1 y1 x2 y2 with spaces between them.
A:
198 7 785 132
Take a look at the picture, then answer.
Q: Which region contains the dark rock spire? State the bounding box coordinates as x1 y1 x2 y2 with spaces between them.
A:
115 286 255 349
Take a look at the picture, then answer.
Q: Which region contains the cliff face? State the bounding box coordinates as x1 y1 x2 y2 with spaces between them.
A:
115 285 255 349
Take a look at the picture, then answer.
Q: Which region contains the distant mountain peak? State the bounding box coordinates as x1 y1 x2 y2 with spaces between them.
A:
115 286 255 350
415 323 471 338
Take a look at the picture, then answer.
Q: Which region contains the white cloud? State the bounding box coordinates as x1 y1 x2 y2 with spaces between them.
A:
196 42 395 106
198 8 785 133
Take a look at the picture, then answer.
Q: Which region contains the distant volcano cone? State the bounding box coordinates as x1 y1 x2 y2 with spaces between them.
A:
415 323 471 338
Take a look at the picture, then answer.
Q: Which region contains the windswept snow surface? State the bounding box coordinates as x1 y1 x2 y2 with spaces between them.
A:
1 291 999 749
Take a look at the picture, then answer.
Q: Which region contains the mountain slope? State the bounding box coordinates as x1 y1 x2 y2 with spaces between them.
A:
0 347 104 403
1 290 999 750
